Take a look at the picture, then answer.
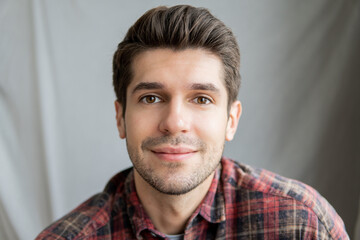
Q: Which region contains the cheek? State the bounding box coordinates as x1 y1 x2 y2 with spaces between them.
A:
125 112 159 144
194 111 228 143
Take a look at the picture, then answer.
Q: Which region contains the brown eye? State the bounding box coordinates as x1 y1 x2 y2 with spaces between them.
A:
145 96 155 103
196 97 211 104
140 95 161 104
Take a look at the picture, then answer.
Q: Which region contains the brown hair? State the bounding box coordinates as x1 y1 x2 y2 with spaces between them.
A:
113 5 240 115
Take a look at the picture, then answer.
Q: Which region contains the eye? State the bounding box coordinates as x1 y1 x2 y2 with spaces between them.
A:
194 96 212 105
140 95 162 104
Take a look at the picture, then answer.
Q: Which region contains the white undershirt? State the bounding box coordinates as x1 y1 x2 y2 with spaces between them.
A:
165 233 184 240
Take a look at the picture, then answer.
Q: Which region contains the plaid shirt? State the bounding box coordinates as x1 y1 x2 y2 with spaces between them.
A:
36 158 349 239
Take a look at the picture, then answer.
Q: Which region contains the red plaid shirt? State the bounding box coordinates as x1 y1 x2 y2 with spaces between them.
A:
36 158 349 239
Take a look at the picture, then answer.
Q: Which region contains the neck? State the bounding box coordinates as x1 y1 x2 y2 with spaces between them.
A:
134 171 215 235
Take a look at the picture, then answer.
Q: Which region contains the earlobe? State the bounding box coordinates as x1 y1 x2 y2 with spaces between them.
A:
225 100 242 141
114 100 126 139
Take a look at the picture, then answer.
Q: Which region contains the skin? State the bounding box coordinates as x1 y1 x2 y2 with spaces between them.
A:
115 48 241 235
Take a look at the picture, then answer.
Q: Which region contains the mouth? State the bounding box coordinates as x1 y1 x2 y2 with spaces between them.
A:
150 146 197 162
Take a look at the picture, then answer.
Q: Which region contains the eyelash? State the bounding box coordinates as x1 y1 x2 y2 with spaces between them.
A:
139 95 213 105
139 95 162 104
193 96 212 105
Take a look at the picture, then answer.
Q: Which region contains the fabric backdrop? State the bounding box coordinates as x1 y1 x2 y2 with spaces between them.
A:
1 0 359 239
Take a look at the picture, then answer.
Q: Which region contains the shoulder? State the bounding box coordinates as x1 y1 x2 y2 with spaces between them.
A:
35 193 111 239
221 157 349 239
35 168 133 240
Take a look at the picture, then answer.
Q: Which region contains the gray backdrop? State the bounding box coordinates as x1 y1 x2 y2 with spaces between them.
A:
1 0 359 239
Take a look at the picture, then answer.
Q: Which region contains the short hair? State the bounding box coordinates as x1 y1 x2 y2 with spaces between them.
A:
113 5 240 115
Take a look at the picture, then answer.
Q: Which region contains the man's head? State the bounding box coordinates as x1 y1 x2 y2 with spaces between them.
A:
113 5 242 196
113 5 240 116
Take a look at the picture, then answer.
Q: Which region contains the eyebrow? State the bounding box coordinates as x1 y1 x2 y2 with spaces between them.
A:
132 82 165 94
131 82 220 94
189 83 220 93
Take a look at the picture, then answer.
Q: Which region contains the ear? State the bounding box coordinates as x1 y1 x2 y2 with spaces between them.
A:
225 100 242 141
114 100 126 139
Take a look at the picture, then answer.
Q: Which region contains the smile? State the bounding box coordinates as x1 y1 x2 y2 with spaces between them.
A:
150 146 197 162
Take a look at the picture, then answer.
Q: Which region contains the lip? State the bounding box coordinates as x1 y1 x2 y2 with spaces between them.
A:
150 146 197 162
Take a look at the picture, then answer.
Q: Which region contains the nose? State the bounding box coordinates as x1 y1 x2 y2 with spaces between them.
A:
159 98 190 135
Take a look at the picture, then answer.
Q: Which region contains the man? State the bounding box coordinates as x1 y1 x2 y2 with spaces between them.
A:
37 5 348 239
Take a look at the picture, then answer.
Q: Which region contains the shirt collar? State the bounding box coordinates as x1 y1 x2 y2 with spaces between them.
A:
197 164 226 224
123 163 226 237
124 170 165 239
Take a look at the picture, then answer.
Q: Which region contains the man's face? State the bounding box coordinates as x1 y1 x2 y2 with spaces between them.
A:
115 48 241 195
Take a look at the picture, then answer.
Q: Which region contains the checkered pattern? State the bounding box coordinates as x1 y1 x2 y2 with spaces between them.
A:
36 158 349 239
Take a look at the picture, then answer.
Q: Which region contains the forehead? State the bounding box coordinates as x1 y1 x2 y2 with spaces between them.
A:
128 48 226 92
